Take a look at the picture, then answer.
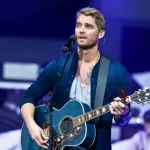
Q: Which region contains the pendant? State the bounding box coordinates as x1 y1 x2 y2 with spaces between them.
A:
81 83 85 88
80 83 85 92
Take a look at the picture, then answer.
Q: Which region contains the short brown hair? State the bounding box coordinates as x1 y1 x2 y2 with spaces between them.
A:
76 7 105 31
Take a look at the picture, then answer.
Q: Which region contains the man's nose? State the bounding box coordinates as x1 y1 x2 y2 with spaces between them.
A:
79 26 85 33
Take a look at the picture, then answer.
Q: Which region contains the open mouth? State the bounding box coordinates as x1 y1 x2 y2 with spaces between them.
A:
78 36 87 39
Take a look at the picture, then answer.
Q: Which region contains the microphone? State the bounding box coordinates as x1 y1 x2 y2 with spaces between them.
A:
62 34 77 53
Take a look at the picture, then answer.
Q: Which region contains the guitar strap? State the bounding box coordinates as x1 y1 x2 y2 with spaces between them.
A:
93 54 110 124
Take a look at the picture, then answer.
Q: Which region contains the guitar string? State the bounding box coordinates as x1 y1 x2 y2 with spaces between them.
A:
49 104 110 130
50 108 110 130
46 95 134 129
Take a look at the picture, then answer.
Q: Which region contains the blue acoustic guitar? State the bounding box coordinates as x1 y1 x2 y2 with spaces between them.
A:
21 88 150 150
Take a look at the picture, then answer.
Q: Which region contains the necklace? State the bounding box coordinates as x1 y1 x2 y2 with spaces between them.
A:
80 67 92 90
79 52 100 91
80 82 86 88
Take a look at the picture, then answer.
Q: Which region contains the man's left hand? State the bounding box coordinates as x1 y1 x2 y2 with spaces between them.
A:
110 97 129 116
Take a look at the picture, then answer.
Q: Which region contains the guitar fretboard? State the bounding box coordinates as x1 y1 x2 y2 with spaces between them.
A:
72 96 131 127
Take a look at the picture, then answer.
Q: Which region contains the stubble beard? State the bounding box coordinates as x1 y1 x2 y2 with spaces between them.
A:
77 39 98 51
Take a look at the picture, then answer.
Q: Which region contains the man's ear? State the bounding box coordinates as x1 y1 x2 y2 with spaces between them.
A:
98 30 105 39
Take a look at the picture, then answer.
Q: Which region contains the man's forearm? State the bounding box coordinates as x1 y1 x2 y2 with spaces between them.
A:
21 103 36 127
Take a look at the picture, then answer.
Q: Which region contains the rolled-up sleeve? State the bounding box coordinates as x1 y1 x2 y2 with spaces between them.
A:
114 67 132 125
114 111 132 125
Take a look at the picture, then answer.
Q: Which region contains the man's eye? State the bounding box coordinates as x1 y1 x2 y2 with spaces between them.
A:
76 24 81 28
86 25 92 29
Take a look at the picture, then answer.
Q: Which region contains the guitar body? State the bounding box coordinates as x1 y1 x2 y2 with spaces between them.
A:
21 100 96 150
21 88 150 149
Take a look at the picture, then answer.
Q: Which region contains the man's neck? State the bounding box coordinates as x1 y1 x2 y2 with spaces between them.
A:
78 46 100 63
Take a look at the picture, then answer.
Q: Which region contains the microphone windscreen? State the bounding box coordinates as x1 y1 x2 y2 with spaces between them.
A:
69 34 77 41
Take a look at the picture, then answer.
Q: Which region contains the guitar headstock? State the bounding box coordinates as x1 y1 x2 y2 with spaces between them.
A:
130 87 150 105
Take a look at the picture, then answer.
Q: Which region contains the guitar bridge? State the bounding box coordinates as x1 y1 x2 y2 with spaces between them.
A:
43 121 50 138
53 125 82 150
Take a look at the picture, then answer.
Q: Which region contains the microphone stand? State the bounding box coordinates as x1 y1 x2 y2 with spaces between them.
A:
44 42 74 150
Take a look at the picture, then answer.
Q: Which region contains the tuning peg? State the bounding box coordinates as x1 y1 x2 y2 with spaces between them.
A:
145 93 150 96
144 87 148 90
138 99 142 102
139 89 142 91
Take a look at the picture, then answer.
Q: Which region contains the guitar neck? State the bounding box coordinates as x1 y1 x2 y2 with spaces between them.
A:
72 96 132 127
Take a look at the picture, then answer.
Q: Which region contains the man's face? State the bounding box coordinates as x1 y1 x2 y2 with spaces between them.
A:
75 15 103 50
145 122 150 135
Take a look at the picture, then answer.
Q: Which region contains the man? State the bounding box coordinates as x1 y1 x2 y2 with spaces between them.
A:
112 109 150 150
20 7 131 150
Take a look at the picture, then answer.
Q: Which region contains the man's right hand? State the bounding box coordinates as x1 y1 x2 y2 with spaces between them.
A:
27 121 49 149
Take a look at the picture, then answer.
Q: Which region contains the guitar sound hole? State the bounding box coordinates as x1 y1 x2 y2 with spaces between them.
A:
60 117 73 134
